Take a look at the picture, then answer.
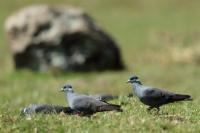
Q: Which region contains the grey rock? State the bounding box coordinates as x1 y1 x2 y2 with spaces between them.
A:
5 5 124 72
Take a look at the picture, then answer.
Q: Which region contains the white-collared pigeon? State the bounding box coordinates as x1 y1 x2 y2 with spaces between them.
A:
60 84 122 115
127 75 192 112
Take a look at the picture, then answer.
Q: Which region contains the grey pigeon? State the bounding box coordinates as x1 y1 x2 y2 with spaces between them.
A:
90 94 118 101
60 84 122 115
21 104 74 115
127 75 192 112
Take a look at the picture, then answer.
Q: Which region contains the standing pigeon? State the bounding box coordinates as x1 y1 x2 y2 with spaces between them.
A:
60 84 122 115
127 75 192 112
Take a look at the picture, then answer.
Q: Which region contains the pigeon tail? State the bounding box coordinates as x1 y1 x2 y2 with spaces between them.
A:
97 104 123 112
171 94 193 102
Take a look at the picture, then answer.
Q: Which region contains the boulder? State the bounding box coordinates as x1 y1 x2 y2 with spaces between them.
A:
5 5 124 72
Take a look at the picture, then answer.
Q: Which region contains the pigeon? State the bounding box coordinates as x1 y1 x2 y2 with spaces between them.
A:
21 104 74 116
127 75 192 112
60 84 122 115
89 93 118 101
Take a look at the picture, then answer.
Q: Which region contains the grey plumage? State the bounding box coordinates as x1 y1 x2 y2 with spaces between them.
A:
60 84 122 115
21 92 118 116
127 75 192 112
21 104 74 115
90 94 118 101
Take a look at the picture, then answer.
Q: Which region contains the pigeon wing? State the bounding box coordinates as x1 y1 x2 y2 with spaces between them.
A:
141 88 176 107
143 88 173 100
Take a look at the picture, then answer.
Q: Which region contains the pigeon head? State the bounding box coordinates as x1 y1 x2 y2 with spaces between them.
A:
127 75 142 85
60 84 74 93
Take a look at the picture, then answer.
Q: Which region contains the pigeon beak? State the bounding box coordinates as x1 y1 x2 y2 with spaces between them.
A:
126 80 131 83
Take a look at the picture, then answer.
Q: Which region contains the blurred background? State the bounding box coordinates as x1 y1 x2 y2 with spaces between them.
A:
0 0 200 131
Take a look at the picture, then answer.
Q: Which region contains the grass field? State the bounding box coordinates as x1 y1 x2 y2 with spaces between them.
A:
0 0 200 132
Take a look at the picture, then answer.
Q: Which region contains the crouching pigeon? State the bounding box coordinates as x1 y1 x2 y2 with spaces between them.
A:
21 104 74 115
60 84 122 116
127 75 192 112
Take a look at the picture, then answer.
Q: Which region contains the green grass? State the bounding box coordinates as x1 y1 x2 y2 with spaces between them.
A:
1 0 200 132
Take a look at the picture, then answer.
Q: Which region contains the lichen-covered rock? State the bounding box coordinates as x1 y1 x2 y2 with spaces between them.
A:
5 5 124 72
